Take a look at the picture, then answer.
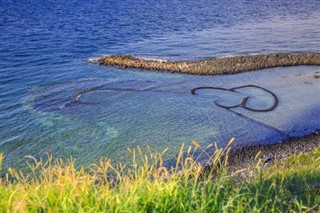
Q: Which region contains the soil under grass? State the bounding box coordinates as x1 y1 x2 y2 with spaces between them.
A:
227 133 320 177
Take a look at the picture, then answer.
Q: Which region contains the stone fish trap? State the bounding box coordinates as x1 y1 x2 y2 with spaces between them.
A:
26 65 320 142
20 67 320 169
26 80 286 145
191 85 279 112
63 84 279 113
27 79 279 113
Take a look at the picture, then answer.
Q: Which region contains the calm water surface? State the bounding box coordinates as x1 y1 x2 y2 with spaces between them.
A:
1 0 320 168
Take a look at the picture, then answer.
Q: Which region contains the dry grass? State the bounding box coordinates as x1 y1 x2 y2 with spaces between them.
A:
0 139 319 212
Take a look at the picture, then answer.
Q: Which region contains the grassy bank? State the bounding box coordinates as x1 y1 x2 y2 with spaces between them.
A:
0 140 319 212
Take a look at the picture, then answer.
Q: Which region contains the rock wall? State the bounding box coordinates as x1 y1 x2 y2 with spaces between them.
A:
98 53 320 75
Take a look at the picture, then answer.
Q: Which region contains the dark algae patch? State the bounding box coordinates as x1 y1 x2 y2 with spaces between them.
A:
98 53 320 75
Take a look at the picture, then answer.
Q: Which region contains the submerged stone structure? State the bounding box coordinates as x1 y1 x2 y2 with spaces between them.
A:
25 66 320 167
98 53 320 75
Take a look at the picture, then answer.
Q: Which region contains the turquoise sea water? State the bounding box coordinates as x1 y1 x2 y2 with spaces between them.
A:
1 0 320 168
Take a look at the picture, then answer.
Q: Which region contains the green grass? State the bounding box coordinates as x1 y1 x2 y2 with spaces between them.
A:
0 139 319 212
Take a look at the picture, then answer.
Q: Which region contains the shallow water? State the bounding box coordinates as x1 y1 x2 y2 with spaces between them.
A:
7 66 320 166
1 0 320 168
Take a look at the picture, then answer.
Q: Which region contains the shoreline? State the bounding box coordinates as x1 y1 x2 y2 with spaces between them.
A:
97 53 320 75
224 133 320 177
164 133 320 172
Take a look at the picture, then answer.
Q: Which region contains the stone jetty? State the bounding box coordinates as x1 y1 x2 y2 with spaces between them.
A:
98 53 320 75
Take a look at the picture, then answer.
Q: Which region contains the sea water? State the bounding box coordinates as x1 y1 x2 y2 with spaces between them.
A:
1 0 319 168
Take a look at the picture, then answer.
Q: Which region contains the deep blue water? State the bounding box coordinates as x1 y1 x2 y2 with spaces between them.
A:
1 0 320 168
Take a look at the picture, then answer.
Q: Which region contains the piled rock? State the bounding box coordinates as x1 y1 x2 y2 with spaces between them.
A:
98 53 320 75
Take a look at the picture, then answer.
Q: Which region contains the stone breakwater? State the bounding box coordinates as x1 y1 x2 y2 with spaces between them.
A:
98 53 320 75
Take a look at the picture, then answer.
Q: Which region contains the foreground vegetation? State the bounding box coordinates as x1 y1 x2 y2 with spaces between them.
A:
0 139 319 212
